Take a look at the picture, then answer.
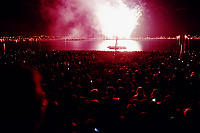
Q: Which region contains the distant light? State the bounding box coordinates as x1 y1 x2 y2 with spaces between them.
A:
94 128 99 132
152 98 156 102
3 43 5 51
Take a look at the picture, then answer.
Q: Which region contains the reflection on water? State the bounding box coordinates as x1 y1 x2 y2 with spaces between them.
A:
53 39 177 51
50 39 177 51
40 39 142 51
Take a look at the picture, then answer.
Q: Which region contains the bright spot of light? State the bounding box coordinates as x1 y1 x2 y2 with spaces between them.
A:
95 0 142 38
94 128 99 132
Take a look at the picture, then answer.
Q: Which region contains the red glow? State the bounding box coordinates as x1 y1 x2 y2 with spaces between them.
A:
55 101 58 106
40 0 143 38
3 43 5 51
95 0 142 38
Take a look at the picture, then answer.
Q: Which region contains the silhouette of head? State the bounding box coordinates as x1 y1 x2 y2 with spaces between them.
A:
0 64 47 133
136 86 144 96
106 86 115 98
151 89 160 98
90 88 99 99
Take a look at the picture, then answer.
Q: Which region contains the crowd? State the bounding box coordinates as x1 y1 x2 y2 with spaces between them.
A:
0 50 200 133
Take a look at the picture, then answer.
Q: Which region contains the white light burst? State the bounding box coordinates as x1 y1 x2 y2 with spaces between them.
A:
95 0 142 38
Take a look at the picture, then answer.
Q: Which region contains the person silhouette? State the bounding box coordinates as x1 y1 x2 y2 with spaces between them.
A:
0 64 47 133
131 86 147 102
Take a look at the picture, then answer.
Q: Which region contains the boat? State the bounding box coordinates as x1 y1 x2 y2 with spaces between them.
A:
107 37 127 50
107 45 127 49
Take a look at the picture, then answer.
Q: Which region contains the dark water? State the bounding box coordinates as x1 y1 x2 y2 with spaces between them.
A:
1 39 200 51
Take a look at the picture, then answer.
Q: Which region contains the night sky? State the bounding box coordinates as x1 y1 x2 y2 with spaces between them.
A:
0 0 199 37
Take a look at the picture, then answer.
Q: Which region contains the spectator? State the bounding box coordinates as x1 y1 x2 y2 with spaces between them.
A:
131 86 147 102
0 49 199 133
0 64 47 133
150 89 162 103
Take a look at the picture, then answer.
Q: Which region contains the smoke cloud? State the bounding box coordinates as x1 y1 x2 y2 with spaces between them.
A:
40 0 143 38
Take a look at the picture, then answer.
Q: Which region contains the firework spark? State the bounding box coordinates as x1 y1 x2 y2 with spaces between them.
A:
40 0 143 38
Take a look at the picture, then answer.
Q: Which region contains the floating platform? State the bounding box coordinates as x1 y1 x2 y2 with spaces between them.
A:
107 45 127 49
107 37 127 50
